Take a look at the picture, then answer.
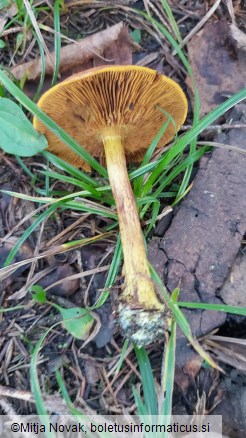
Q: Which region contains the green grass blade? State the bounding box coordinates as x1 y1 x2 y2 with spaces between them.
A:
131 8 191 74
30 328 57 438
134 346 158 415
15 155 38 181
0 305 25 312
92 235 122 309
43 151 101 188
134 118 171 198
40 170 102 198
104 234 122 286
55 369 84 415
139 147 208 220
129 161 158 180
160 0 182 43
132 386 148 416
154 147 209 197
178 301 246 316
142 89 246 195
1 189 117 218
161 319 176 418
164 88 246 155
145 199 160 236
33 31 46 102
51 0 61 86
56 371 119 438
114 339 129 375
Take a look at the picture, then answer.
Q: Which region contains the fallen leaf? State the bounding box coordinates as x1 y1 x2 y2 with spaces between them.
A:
59 306 95 340
39 263 80 297
187 21 246 116
0 1 18 33
83 359 100 385
11 22 133 98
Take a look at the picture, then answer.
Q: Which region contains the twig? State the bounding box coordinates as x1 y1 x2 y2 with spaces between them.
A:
180 123 246 131
197 141 246 155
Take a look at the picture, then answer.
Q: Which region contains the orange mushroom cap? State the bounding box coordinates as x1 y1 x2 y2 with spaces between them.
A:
33 65 188 170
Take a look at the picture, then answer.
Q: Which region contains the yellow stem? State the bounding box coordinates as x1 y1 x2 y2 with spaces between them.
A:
102 128 163 311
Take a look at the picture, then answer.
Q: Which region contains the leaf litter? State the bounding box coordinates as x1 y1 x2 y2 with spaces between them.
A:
11 22 133 98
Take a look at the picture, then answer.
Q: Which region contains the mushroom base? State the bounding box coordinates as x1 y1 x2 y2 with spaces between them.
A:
118 303 171 347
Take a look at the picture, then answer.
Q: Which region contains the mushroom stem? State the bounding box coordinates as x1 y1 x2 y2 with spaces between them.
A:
102 128 165 342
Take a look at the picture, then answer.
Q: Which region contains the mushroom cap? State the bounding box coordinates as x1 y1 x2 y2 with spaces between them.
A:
33 65 188 170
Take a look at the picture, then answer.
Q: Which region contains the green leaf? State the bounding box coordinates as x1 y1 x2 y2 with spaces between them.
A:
54 305 95 339
0 39 6 48
0 98 48 156
30 285 47 303
130 29 141 44
0 0 10 10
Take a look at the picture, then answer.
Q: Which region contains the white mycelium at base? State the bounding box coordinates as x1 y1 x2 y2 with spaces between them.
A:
118 303 169 347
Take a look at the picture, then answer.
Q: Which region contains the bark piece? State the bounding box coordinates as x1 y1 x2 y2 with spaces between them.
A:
219 252 246 307
149 104 246 365
187 21 246 116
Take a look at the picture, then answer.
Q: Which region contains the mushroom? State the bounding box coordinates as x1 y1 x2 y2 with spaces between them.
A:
33 65 188 346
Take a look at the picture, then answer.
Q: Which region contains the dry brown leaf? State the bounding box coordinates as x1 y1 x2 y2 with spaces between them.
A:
0 1 18 33
187 21 246 116
11 21 133 83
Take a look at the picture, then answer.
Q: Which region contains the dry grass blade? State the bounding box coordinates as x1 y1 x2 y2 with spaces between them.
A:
0 203 51 246
144 0 173 35
45 265 110 292
172 0 222 55
0 385 69 414
226 0 236 24
0 232 113 282
8 266 55 301
23 0 54 67
135 52 159 66
197 141 246 155
203 335 246 372
11 22 132 81
45 213 91 248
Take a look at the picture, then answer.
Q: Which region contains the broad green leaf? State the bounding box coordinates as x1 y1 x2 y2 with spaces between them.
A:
0 39 6 48
0 98 47 156
53 305 95 339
